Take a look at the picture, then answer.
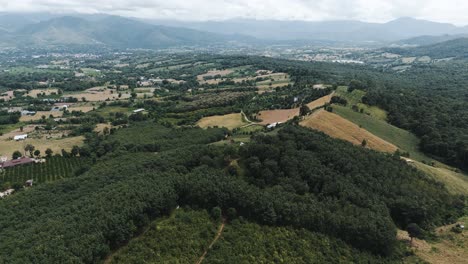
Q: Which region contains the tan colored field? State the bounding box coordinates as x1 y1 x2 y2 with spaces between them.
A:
0 125 36 140
20 111 63 122
94 123 115 134
300 110 398 153
0 91 14 101
307 92 335 110
257 108 299 125
0 136 84 158
68 105 95 113
66 87 131 102
26 89 58 98
398 217 468 264
257 93 333 125
197 113 247 130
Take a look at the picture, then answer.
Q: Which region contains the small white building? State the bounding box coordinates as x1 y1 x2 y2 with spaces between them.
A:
133 108 145 113
0 189 15 198
267 122 282 129
14 134 28 141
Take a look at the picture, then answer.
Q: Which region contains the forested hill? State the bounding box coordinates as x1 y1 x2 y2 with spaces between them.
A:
386 37 468 58
0 122 463 263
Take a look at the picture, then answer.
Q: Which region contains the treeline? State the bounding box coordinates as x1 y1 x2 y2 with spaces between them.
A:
363 69 468 169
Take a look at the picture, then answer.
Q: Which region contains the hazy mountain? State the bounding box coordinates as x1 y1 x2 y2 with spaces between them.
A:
0 16 252 48
396 34 468 46
1 13 468 48
146 17 468 43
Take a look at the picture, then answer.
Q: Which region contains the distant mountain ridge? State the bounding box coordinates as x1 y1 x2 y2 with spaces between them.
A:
0 15 252 48
2 13 468 48
145 17 468 43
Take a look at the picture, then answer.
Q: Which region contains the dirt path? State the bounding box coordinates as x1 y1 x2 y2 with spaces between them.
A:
195 219 226 264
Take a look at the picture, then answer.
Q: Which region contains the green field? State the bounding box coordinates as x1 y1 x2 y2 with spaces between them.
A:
333 105 427 161
1 157 89 186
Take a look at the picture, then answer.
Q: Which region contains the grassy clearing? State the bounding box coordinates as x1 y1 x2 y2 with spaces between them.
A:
300 110 398 153
411 161 468 196
335 86 387 120
0 136 84 159
197 113 247 130
93 106 131 118
399 216 468 264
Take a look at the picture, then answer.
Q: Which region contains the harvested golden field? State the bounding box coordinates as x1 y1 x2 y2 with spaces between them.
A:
20 111 63 122
300 110 398 153
197 113 247 130
306 92 335 110
257 93 333 125
0 136 84 158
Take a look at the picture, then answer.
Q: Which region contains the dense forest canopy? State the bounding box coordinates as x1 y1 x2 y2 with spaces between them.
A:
0 123 463 263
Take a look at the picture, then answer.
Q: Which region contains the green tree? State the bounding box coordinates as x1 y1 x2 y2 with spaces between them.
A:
299 104 310 116
24 144 35 157
12 151 22 160
361 139 367 148
34 149 41 158
407 223 423 243
210 207 222 222
45 148 53 157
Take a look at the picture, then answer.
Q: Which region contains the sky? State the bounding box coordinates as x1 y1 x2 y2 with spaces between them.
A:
0 0 468 25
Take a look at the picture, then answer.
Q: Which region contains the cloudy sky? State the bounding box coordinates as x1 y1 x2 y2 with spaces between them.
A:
1 0 468 25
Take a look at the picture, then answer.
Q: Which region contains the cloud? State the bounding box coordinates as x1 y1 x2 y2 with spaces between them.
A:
0 0 468 25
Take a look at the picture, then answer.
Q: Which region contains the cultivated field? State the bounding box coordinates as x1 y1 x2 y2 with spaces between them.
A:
65 87 131 102
257 93 333 125
306 92 335 110
300 110 398 153
197 69 234 84
0 157 88 185
257 108 299 125
197 113 247 130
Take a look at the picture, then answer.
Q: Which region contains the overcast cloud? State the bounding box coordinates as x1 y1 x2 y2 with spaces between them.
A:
0 0 468 25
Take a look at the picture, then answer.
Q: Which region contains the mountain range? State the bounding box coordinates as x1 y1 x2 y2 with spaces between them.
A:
2 12 468 49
